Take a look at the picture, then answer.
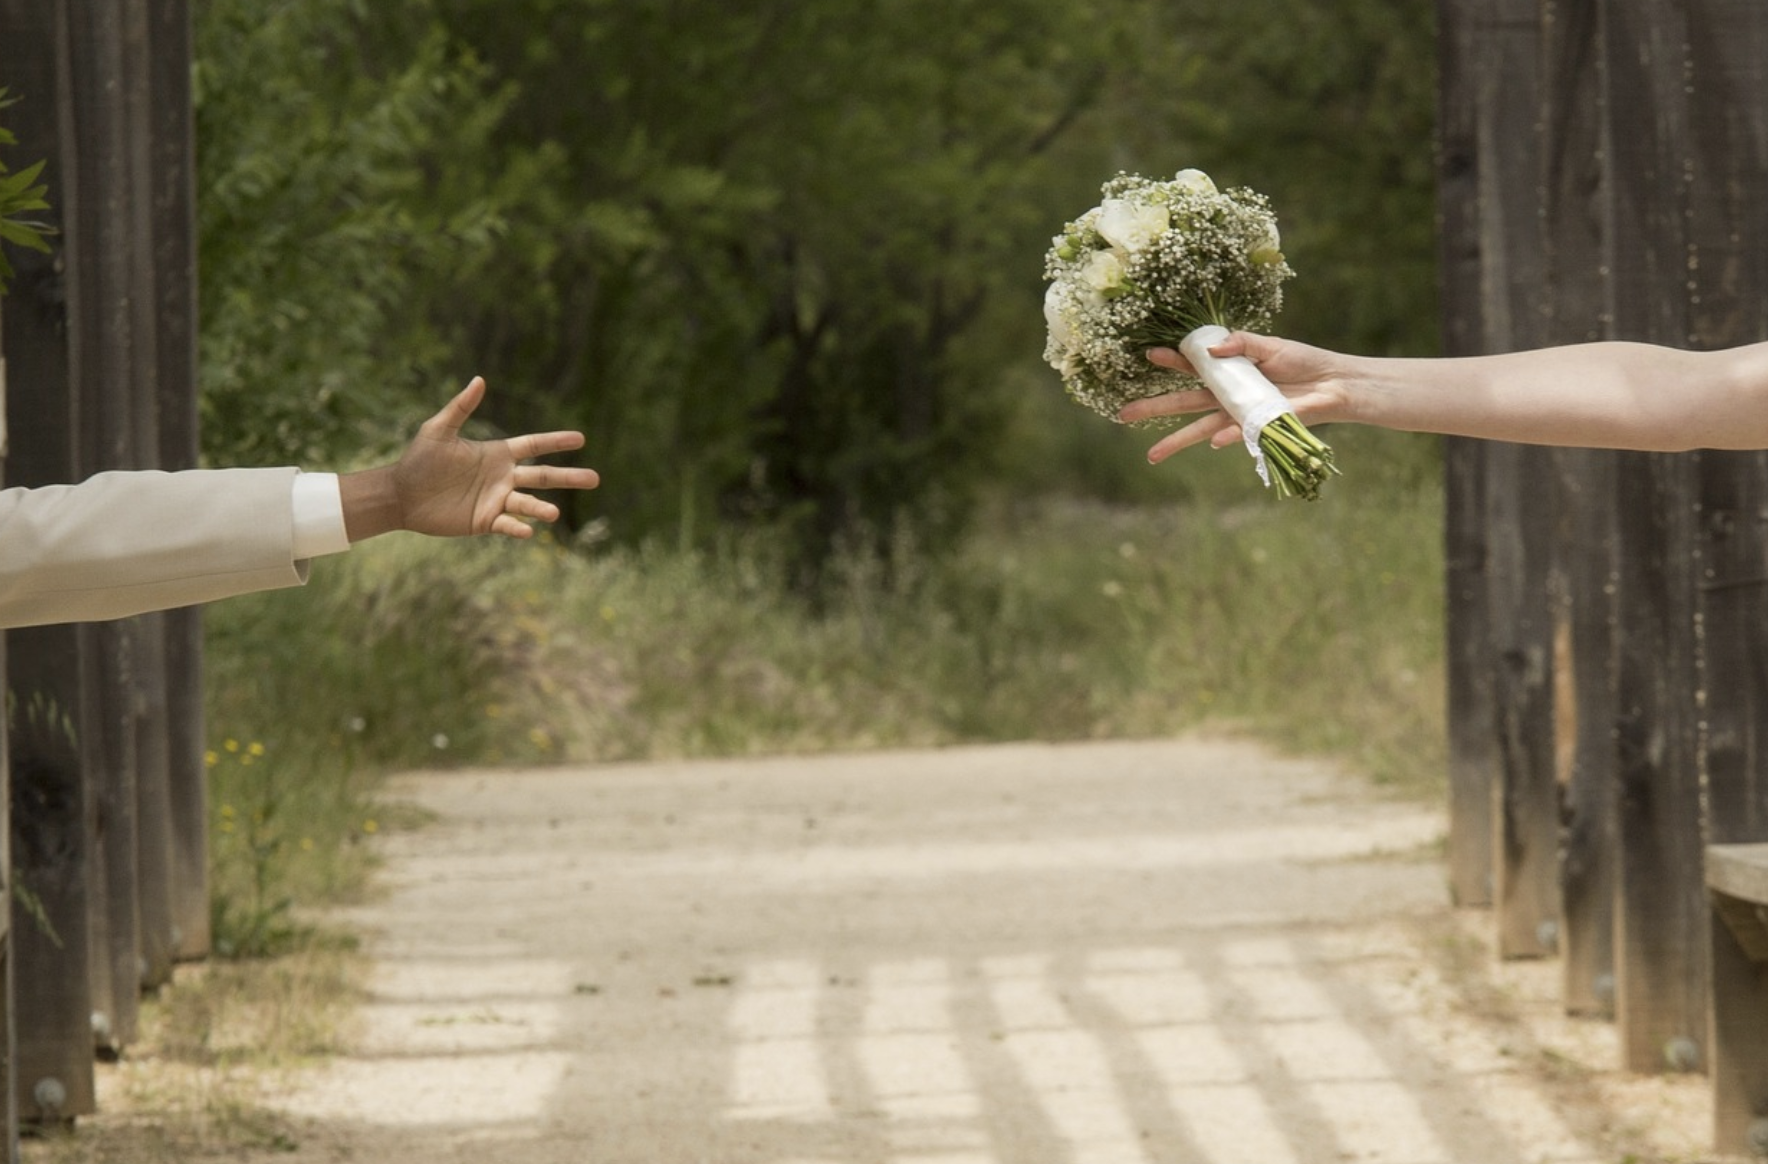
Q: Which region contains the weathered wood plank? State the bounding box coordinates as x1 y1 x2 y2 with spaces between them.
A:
1680 0 1768 1147
1471 0 1560 961
1436 0 1496 909
1540 0 1618 1016
1602 0 1712 1078
1708 844 1768 1156
1707 846 1768 908
0 0 101 1123
1486 442 1562 960
118 0 178 996
1709 887 1768 1158
63 0 145 1053
146 0 210 964
1550 445 1617 1013
1610 451 1705 1075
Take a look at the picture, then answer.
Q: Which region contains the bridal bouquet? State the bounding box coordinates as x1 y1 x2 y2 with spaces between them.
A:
1042 169 1338 500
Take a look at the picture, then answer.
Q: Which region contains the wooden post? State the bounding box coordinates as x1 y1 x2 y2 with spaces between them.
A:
145 0 210 963
1609 448 1705 1076
64 0 146 1052
1601 0 1750 1077
1684 0 1768 856
1540 0 1618 1017
1471 0 1560 961
1436 0 1496 910
1550 443 1618 1014
1486 443 1562 961
0 0 103 1122
118 0 178 995
1684 0 1768 1131
1703 457 1768 832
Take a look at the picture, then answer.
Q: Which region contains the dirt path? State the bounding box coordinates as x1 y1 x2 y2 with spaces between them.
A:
258 737 1716 1164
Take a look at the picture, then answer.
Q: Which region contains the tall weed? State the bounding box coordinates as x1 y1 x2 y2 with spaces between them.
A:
202 431 1446 947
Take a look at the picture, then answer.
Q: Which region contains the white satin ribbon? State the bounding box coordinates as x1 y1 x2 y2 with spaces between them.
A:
1178 324 1294 488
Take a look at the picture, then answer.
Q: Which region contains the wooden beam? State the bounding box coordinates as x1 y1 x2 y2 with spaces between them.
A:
1682 0 1768 1142
63 0 145 1054
118 0 178 996
1539 0 1618 1017
0 0 102 1124
144 0 209 964
1706 845 1768 1154
1434 0 1496 911
1470 0 1560 961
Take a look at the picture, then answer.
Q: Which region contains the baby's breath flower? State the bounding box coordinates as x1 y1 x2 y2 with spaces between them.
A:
1042 169 1337 499
1042 170 1293 422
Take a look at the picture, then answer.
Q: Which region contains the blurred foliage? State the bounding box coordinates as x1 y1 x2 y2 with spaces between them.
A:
193 0 512 466
1157 0 1442 356
0 88 53 296
191 0 1440 555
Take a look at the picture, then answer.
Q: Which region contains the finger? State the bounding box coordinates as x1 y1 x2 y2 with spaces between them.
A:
1206 332 1253 359
423 376 488 441
490 512 537 540
507 430 588 460
1220 330 1301 367
1209 424 1246 449
1146 346 1196 374
1118 389 1219 424
1146 413 1234 464
515 464 601 492
503 491 561 523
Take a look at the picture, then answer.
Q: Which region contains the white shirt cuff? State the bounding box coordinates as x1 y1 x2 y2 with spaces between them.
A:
290 472 351 559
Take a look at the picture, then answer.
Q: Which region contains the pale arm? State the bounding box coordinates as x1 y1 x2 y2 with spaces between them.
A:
1118 332 1768 461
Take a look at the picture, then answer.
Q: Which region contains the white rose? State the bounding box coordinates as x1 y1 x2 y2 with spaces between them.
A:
1081 249 1126 294
1172 168 1217 195
1249 220 1284 266
1096 198 1170 253
1043 283 1075 352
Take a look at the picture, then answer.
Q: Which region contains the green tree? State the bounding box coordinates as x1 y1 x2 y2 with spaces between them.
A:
1141 0 1441 357
193 0 511 466
424 0 1150 567
189 0 1442 544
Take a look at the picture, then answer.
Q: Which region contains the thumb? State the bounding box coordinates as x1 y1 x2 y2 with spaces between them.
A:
422 376 487 442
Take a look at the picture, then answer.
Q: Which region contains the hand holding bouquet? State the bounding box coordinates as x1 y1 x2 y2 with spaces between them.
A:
1042 170 1338 500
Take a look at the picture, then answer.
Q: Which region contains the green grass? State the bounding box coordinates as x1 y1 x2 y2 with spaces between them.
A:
546 422 1446 791
200 422 1446 943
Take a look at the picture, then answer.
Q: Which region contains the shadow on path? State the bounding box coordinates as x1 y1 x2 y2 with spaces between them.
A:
266 737 1623 1164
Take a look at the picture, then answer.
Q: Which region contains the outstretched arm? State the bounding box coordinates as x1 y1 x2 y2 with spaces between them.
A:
339 376 600 542
1118 331 1768 461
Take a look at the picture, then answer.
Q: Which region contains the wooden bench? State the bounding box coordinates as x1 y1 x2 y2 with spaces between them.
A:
1706 843 1768 1157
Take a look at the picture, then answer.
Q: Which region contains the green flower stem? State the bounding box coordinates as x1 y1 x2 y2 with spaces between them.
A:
1256 414 1339 502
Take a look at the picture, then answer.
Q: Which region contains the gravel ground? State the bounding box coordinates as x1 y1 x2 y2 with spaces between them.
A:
216 737 1725 1163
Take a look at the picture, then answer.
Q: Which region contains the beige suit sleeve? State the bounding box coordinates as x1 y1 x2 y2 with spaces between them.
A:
0 467 312 629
